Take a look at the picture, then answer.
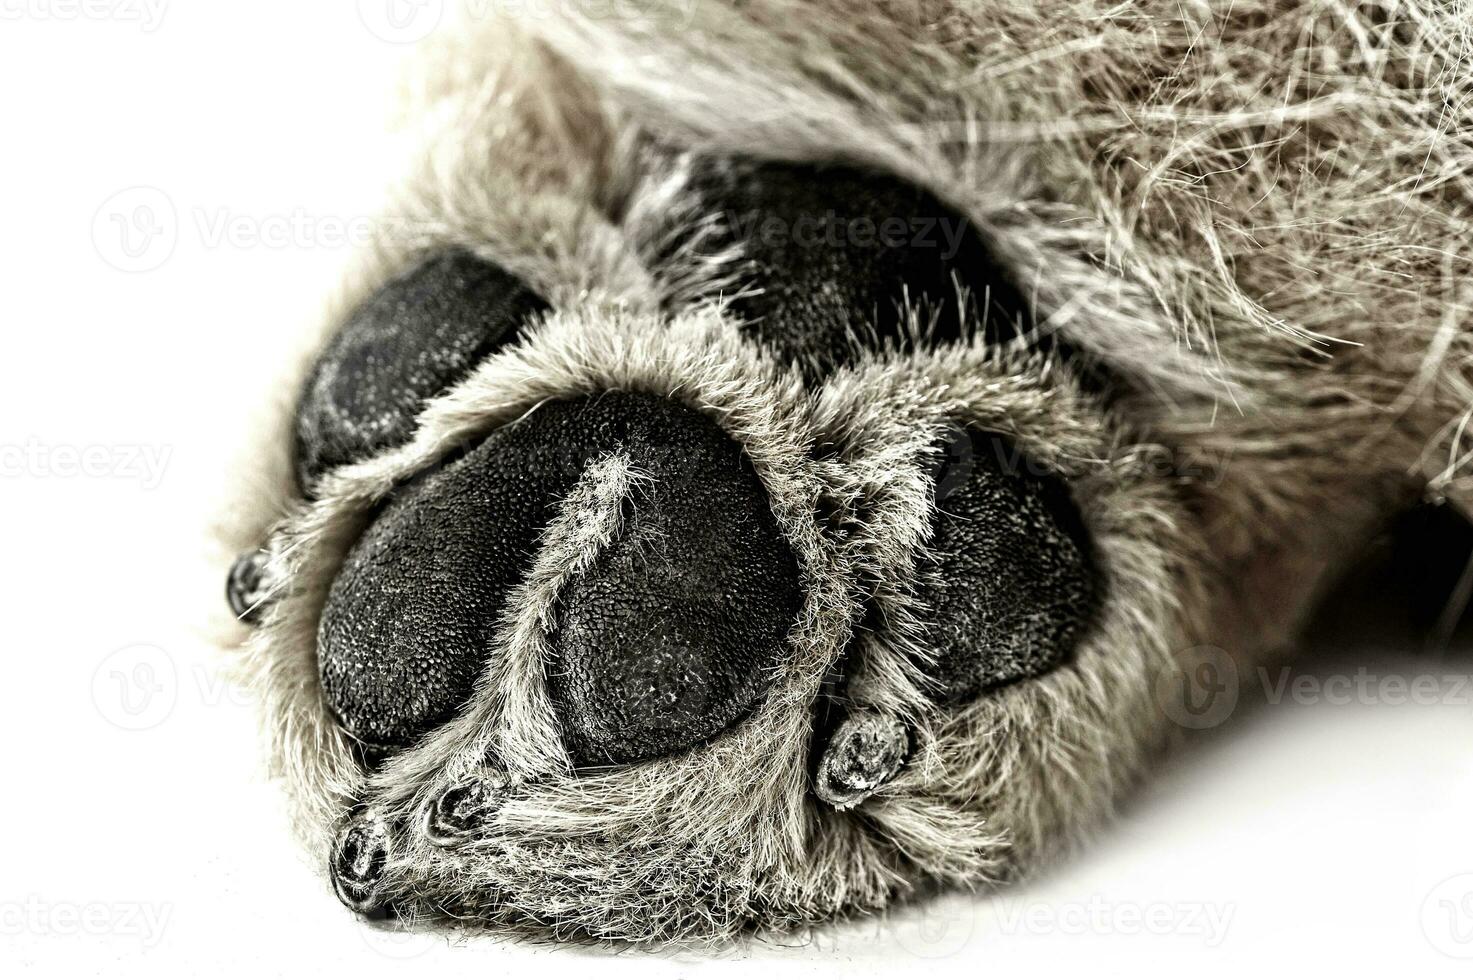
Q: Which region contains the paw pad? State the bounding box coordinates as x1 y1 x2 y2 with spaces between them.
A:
916 428 1099 701
315 392 801 762
294 248 548 492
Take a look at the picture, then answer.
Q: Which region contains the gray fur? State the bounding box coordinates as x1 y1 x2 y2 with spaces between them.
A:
216 0 1472 945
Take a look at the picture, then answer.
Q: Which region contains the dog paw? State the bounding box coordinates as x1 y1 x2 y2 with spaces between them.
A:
229 151 1181 941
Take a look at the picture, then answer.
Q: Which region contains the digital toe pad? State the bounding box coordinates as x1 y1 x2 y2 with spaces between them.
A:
917 427 1099 701
294 248 549 492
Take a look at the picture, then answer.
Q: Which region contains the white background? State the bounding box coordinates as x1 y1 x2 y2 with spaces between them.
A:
3 2 1473 976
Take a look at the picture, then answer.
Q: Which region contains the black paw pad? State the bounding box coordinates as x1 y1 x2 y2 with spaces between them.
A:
329 813 391 915
548 538 796 766
317 392 801 765
423 773 510 847
294 248 549 492
813 710 910 809
545 405 802 768
917 427 1099 702
681 160 1032 374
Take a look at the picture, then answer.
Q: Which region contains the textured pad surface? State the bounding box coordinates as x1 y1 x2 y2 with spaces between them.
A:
317 392 801 762
683 160 1034 374
549 414 802 767
294 249 549 491
917 429 1099 701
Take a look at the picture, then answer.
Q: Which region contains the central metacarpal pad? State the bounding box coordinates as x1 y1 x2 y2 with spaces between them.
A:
317 392 801 763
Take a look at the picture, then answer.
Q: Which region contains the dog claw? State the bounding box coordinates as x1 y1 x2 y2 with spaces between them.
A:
423 773 510 847
225 550 276 625
329 812 391 914
813 710 910 810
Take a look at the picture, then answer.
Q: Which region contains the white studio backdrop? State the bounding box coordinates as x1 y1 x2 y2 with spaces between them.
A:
1 3 1472 976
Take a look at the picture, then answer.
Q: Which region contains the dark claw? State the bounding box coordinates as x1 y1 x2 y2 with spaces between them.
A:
330 812 391 914
813 710 911 810
423 773 509 847
225 550 275 625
